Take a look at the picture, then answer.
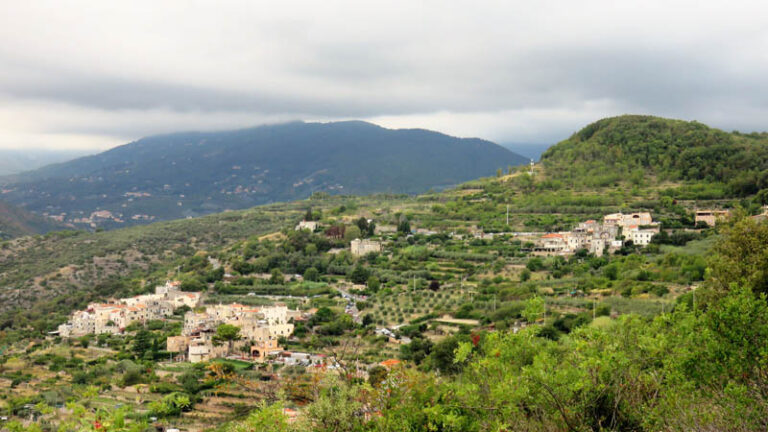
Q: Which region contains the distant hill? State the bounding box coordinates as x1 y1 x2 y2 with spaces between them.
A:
541 115 768 194
0 121 526 228
0 199 65 239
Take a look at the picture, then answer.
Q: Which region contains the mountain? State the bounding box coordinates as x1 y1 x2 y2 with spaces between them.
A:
0 149 88 176
0 199 65 239
541 115 768 194
0 121 526 229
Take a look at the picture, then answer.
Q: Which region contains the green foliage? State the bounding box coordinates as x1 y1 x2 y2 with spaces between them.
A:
707 213 768 298
542 115 768 191
225 402 289 432
303 267 320 282
348 263 370 284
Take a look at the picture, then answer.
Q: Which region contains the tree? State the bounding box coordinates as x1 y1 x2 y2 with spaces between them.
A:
520 268 531 282
756 188 768 205
428 280 441 291
361 314 374 327
397 218 411 234
225 401 289 432
526 257 544 271
522 296 546 322
344 225 362 242
400 337 432 364
367 275 380 292
356 217 370 237
304 267 320 282
368 365 388 387
214 324 242 355
426 335 467 374
269 268 284 285
349 263 370 284
707 214 768 299
132 330 153 359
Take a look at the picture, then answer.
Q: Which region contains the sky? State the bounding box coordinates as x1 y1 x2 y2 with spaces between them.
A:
0 0 767 152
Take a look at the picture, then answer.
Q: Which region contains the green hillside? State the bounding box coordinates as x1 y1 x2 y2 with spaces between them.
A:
0 199 64 240
541 115 768 196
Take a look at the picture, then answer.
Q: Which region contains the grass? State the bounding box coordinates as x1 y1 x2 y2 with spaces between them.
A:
660 235 718 255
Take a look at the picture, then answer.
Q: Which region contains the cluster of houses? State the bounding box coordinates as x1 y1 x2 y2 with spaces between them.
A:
166 303 302 363
535 212 660 256
296 218 383 257
57 281 201 337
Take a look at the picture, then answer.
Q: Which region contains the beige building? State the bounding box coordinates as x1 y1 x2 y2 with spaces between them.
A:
603 212 653 228
350 238 382 256
536 233 567 254
172 303 294 363
695 210 729 227
625 225 658 246
295 220 319 231
58 281 201 338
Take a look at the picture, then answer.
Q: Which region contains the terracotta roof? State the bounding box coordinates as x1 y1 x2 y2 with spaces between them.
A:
541 233 563 239
380 359 401 367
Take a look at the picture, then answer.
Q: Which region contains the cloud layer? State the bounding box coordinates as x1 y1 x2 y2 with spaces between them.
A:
0 0 767 150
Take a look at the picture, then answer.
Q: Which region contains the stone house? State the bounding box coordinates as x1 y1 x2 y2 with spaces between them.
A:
694 209 730 227
350 238 382 256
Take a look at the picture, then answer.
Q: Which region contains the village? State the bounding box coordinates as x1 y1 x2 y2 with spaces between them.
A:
56 280 316 365
55 207 733 361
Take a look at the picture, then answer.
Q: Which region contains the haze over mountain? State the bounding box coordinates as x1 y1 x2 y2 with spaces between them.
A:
0 121 526 229
0 149 88 176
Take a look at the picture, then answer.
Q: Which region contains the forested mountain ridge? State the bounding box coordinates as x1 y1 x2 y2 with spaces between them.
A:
0 121 526 229
541 115 768 195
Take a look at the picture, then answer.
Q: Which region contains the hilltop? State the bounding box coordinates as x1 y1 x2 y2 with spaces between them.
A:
541 115 768 195
0 121 526 229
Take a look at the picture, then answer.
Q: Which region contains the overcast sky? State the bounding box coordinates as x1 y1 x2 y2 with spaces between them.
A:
0 0 767 152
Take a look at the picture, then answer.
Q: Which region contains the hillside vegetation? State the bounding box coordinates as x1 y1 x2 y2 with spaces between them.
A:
0 200 64 240
542 115 768 196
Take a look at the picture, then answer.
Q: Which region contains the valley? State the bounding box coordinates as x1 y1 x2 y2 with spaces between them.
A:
0 115 766 431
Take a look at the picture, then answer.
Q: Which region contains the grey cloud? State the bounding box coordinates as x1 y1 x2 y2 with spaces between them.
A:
0 1 767 149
